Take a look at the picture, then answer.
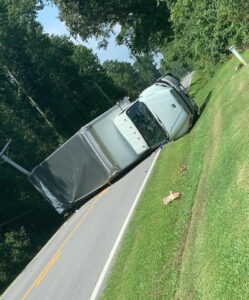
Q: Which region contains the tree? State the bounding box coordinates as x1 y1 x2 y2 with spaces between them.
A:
0 0 128 292
161 0 249 73
103 56 161 100
133 55 161 86
103 60 140 99
0 227 30 291
53 0 172 54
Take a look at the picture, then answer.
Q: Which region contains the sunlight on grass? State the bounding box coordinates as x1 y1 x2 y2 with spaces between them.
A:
102 51 249 299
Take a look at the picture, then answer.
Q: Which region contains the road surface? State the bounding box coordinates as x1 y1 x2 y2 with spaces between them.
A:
2 152 159 300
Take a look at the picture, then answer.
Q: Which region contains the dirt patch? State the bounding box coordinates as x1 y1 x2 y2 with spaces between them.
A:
233 107 249 138
237 81 245 92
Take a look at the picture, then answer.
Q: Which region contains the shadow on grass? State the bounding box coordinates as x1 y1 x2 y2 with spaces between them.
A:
199 91 212 116
190 78 201 88
189 91 212 132
188 79 202 97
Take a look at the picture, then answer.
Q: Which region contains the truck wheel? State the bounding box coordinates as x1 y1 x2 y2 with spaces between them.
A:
63 209 75 219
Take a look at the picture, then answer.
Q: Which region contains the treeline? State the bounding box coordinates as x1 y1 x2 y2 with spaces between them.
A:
55 0 249 75
163 0 249 74
0 0 160 293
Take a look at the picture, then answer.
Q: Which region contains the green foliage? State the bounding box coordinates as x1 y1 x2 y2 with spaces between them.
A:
161 0 249 73
103 61 138 99
0 0 125 137
0 0 126 293
53 0 172 54
164 60 191 79
103 55 161 100
133 55 161 86
52 0 249 73
0 227 30 291
48 0 249 72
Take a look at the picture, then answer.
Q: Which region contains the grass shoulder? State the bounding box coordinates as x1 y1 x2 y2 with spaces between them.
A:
102 51 249 299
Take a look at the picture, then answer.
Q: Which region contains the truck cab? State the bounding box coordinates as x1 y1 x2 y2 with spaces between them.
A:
114 74 198 155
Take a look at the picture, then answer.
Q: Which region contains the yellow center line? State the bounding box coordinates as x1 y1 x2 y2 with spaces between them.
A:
35 251 61 287
22 188 108 300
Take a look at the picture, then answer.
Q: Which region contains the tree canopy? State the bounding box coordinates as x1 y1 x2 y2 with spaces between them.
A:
161 0 249 73
53 0 172 54
0 0 126 291
52 0 249 73
103 55 160 100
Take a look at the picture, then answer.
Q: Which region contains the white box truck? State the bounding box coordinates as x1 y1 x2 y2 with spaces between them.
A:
29 74 198 214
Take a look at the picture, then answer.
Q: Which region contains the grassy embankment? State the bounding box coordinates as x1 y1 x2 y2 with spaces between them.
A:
102 51 249 299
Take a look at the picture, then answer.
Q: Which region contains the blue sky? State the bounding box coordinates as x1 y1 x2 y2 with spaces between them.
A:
37 4 133 63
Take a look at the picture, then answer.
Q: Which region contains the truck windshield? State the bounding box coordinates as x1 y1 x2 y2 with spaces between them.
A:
126 101 168 149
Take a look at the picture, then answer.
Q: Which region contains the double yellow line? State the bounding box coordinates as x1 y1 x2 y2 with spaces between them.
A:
34 251 61 287
22 189 108 300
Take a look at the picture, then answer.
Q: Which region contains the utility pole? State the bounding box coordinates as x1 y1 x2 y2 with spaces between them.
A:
0 139 30 176
229 46 248 66
1 65 54 128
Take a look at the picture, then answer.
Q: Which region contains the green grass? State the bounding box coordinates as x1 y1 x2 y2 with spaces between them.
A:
102 51 249 299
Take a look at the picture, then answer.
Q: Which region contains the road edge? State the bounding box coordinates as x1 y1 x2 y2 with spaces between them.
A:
90 150 161 300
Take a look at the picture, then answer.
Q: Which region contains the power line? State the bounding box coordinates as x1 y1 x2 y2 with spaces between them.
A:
53 95 83 123
0 205 42 229
0 64 54 129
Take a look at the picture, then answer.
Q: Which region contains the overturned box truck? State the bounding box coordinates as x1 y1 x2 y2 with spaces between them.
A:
26 74 197 214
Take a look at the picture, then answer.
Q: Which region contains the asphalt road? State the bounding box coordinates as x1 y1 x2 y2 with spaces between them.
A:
2 152 159 300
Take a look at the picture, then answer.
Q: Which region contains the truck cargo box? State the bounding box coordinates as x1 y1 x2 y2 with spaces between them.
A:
28 99 140 214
